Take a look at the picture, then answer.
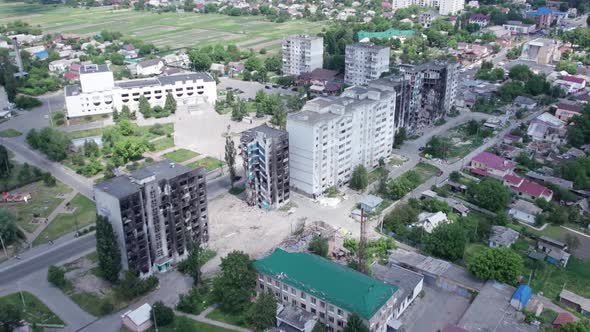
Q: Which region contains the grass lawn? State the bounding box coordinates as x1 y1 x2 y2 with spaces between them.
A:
0 129 22 137
120 315 236 332
432 122 490 162
0 5 323 49
528 256 590 300
66 123 174 140
414 162 440 182
368 167 388 184
206 308 250 328
66 127 104 140
33 194 96 246
388 156 405 167
187 157 224 172
162 148 199 163
0 180 72 234
0 291 64 326
151 136 175 152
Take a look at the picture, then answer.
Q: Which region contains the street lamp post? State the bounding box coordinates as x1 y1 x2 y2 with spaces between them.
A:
0 235 8 258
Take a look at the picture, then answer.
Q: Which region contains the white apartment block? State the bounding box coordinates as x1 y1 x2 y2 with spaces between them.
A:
391 0 464 14
287 86 396 197
345 43 390 86
282 35 324 76
64 64 216 118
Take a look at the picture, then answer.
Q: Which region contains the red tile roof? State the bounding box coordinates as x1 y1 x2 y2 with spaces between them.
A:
504 134 521 141
514 179 553 198
553 312 575 327
470 168 489 177
472 151 516 172
64 71 79 80
504 174 524 186
562 76 586 84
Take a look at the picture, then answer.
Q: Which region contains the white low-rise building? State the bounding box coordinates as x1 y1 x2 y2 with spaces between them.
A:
65 64 216 118
135 58 164 77
417 211 450 233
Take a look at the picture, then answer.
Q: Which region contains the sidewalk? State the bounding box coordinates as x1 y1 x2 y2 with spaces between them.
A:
176 306 252 332
26 191 78 243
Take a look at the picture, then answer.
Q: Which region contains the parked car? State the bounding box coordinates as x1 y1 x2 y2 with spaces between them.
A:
265 85 271 89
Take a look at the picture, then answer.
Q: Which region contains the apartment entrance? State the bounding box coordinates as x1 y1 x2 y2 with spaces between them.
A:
156 260 171 273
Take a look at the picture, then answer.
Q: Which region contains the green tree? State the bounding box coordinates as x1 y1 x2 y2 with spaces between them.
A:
422 222 467 261
0 209 17 245
151 301 174 326
467 177 511 212
225 134 237 186
96 215 121 283
0 144 12 177
424 136 451 159
226 90 235 105
212 251 256 313
164 93 177 114
393 128 407 148
247 291 277 331
0 302 23 332
308 235 329 257
312 323 327 332
343 314 370 332
467 247 523 285
189 52 212 71
270 106 287 129
555 319 590 332
138 96 151 117
509 64 533 81
48 265 67 288
177 241 203 285
264 56 282 73
244 55 262 72
350 165 369 191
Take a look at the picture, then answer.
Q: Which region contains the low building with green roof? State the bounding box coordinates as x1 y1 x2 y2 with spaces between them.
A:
357 29 416 42
254 249 399 332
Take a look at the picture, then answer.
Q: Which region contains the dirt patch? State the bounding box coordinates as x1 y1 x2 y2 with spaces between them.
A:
249 39 282 50
236 37 266 47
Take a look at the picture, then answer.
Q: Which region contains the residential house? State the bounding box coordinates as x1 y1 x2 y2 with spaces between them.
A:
49 59 76 73
468 14 490 27
552 312 576 329
510 284 532 311
527 112 566 144
298 68 341 95
559 289 590 316
448 199 470 216
503 134 523 144
162 53 191 69
538 236 570 267
209 63 225 74
470 151 516 178
372 263 424 320
514 96 537 110
554 76 587 94
388 249 484 298
489 226 519 248
228 61 245 77
502 21 536 34
416 211 450 233
254 249 400 332
121 303 152 332
555 101 584 122
121 44 139 59
503 174 553 201
135 58 164 77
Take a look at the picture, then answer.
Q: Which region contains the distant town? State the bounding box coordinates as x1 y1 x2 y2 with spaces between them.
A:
0 0 589 332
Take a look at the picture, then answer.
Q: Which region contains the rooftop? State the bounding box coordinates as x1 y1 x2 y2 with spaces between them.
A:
243 124 287 138
114 72 214 89
514 179 553 198
122 303 152 326
510 199 542 215
359 195 383 209
560 289 590 312
514 96 536 106
458 281 537 332
561 76 586 84
357 29 415 41
255 249 398 320
556 101 583 113
347 42 390 51
138 58 163 68
371 263 423 304
277 306 316 329
472 151 516 172
489 226 520 246
94 160 198 199
80 64 110 74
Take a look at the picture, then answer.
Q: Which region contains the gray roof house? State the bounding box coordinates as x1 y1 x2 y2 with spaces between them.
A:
489 226 520 248
509 199 542 225
514 96 537 109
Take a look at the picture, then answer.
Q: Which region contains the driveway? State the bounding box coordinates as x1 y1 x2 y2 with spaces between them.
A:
399 285 471 332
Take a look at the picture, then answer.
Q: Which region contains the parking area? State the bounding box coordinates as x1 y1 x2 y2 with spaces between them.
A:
218 77 296 100
399 285 471 332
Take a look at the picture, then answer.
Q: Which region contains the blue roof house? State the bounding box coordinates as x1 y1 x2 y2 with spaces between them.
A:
510 285 532 311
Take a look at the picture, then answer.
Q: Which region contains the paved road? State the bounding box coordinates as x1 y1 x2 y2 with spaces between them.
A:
218 77 296 100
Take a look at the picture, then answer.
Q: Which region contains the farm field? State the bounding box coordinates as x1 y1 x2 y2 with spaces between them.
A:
0 2 323 50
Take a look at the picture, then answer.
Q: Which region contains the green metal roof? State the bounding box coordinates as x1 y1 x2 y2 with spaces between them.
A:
357 29 415 41
254 249 398 320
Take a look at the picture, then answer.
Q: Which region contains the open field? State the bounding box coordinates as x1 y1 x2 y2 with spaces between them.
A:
1 180 72 234
33 193 96 246
187 156 224 172
0 291 64 326
162 148 199 163
0 3 323 49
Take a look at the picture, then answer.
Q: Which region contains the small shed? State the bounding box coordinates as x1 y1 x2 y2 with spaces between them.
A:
510 284 532 311
121 303 152 332
359 194 383 213
552 312 575 328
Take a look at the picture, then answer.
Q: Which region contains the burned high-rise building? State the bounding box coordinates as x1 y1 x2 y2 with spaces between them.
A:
94 160 208 277
369 60 459 134
240 124 290 209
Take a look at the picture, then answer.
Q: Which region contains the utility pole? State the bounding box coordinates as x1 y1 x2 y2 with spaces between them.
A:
358 209 367 274
0 235 8 258
18 281 26 311
73 207 80 236
152 304 159 332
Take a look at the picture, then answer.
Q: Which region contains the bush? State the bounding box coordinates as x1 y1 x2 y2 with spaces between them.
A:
308 235 329 257
99 301 114 315
151 301 174 326
149 124 165 136
48 265 67 288
14 95 42 110
115 271 159 301
176 285 209 315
